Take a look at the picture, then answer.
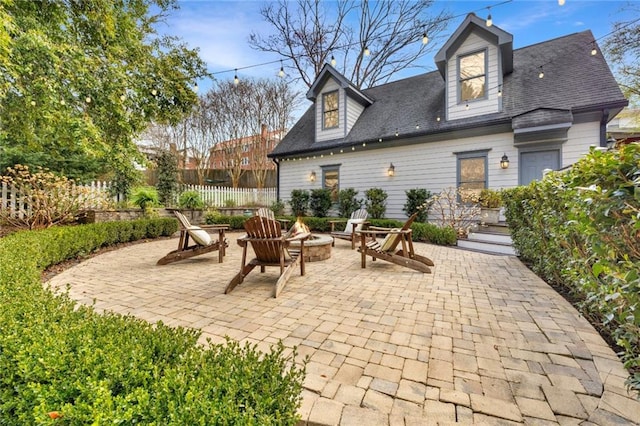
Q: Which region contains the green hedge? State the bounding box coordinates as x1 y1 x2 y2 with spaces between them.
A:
0 218 305 424
205 214 457 246
503 144 639 393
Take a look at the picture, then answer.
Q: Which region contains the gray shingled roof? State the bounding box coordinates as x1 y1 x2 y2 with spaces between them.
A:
270 30 627 158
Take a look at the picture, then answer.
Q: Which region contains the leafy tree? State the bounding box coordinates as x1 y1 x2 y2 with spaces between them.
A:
249 0 451 89
604 4 640 106
0 0 208 182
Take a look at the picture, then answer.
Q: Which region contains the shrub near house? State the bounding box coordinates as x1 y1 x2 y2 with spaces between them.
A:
502 144 640 392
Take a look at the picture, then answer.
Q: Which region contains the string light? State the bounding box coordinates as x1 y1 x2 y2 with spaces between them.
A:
498 85 503 97
486 8 493 27
60 99 65 105
364 46 370 56
151 89 157 96
278 60 285 77
193 83 199 92
422 32 429 45
591 42 597 56
436 116 441 121
85 96 91 103
233 69 239 85
465 103 469 110
395 128 399 136
331 55 336 66
538 66 544 79
120 94 126 101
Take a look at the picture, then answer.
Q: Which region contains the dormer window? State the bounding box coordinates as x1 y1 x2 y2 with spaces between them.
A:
459 50 487 102
322 91 339 129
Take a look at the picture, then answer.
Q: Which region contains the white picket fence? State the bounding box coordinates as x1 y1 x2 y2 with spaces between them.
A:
179 184 277 208
0 181 277 219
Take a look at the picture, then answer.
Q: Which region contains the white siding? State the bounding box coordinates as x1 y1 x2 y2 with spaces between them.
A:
446 32 501 121
279 132 518 219
315 79 344 142
563 122 600 166
346 96 365 134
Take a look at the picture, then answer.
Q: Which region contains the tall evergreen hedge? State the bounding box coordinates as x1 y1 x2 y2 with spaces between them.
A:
503 144 640 393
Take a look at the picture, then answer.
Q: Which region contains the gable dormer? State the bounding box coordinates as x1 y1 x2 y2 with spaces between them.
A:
306 64 373 143
434 13 513 121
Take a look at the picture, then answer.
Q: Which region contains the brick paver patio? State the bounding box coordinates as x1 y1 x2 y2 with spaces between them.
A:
47 232 640 425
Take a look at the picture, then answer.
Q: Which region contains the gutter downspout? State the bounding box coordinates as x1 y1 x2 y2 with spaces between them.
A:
600 108 610 147
273 158 280 201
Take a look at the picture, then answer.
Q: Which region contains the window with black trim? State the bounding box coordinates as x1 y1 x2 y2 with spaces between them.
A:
322 165 340 202
457 151 487 198
459 50 486 102
322 91 339 129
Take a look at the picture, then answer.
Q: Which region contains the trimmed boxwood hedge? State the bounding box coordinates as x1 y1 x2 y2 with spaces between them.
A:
503 144 639 393
205 214 457 246
0 218 305 424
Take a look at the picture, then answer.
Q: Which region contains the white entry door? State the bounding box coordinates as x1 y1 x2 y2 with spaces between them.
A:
520 150 560 185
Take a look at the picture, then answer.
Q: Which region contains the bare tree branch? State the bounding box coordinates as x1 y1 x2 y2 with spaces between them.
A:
249 0 452 89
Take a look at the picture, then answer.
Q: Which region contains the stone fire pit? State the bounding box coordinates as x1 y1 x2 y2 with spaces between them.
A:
288 234 332 262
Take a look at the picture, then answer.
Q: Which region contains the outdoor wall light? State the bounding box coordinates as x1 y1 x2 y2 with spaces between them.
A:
387 163 395 177
500 153 510 169
309 171 316 182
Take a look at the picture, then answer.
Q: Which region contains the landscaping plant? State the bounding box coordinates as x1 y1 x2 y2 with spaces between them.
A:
364 187 387 219
427 187 480 238
337 188 361 217
178 190 204 209
130 186 159 212
502 144 640 393
309 188 332 217
156 151 180 206
289 189 309 216
0 219 306 423
402 188 431 222
0 164 110 229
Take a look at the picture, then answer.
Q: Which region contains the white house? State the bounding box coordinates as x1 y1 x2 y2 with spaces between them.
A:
269 13 627 219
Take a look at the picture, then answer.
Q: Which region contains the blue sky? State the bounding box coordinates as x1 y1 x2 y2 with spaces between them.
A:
157 0 633 94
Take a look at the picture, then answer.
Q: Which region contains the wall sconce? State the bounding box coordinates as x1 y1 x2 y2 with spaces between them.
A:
387 163 395 177
309 171 316 182
500 153 510 169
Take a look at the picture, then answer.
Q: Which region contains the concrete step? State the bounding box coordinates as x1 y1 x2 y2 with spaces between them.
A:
457 238 517 256
467 231 513 245
480 222 511 235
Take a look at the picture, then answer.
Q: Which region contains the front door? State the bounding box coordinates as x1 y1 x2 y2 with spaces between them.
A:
520 150 560 185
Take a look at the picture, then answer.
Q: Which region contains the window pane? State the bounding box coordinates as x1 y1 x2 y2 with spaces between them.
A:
459 156 486 198
460 51 484 79
461 76 485 101
323 91 339 128
324 170 339 202
324 110 338 128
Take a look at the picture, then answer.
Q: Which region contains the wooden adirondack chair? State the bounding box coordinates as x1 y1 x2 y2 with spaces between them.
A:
256 207 290 231
357 213 434 273
225 215 310 297
329 208 369 249
157 210 229 265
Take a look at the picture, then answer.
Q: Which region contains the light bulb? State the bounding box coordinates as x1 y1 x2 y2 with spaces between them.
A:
422 33 428 44
538 68 544 79
120 94 126 101
233 69 239 86
85 96 91 103
591 46 597 56
151 89 157 96
364 46 370 56
465 103 469 110
486 14 492 27
193 83 199 92
60 99 65 105
279 67 284 78
558 0 565 5
331 55 336 66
